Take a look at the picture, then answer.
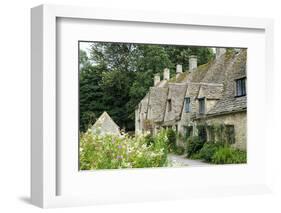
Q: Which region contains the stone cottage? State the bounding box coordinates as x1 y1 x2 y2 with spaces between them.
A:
92 111 121 136
135 48 247 150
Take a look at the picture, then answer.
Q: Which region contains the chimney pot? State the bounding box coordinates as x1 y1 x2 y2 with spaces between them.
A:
215 48 226 59
176 64 183 74
154 73 160 86
176 64 183 79
163 68 170 81
189 55 197 71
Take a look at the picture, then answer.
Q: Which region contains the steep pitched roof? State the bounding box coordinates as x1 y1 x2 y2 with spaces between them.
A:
137 49 247 124
200 54 228 84
207 96 246 115
185 83 200 98
186 62 212 83
197 83 224 100
207 50 247 116
186 51 238 85
164 83 187 122
139 93 149 114
92 111 120 135
147 87 168 122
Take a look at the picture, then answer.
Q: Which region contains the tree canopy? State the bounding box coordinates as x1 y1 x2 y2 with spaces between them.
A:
79 42 214 132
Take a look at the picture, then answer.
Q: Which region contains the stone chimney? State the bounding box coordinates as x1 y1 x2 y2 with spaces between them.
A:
163 68 170 81
234 48 241 54
189 55 197 71
176 64 183 78
154 73 160 86
216 48 226 59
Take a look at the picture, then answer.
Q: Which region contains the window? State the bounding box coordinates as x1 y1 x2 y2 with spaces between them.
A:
184 126 193 139
235 77 246 97
198 98 205 114
184 97 191 112
167 99 172 112
198 125 207 142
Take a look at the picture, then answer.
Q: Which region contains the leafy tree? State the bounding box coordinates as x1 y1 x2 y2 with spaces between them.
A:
79 50 107 131
79 43 214 133
164 46 214 70
100 69 132 130
137 44 173 74
90 42 140 72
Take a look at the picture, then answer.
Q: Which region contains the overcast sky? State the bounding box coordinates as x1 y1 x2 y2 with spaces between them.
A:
79 41 217 58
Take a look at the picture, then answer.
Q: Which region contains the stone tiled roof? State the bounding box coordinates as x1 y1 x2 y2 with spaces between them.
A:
197 84 224 100
92 111 120 135
137 48 247 124
138 93 149 114
185 83 200 99
200 54 227 84
187 62 211 83
207 50 247 116
164 83 187 121
207 96 246 115
147 87 168 122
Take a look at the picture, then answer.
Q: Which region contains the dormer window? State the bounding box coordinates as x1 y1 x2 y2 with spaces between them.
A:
184 97 191 113
235 77 246 97
198 98 205 114
167 99 172 112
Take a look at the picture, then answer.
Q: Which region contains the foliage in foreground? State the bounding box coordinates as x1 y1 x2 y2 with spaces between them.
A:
198 142 223 162
185 136 247 164
174 146 185 155
166 128 177 152
197 142 246 164
145 129 185 156
211 146 247 164
80 129 168 170
186 136 205 158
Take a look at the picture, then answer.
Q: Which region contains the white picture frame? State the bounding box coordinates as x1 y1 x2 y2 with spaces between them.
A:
31 4 274 208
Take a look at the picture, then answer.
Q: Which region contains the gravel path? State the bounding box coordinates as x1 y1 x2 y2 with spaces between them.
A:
168 153 210 167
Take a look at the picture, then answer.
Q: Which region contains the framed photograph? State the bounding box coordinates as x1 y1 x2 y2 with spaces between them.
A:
31 4 274 208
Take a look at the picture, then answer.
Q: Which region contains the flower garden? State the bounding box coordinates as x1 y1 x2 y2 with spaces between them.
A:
80 129 169 170
80 128 246 170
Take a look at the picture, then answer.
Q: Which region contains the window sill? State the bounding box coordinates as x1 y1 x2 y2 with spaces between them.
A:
235 94 247 98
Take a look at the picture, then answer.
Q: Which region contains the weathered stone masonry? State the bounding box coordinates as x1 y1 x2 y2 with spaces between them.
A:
135 48 247 150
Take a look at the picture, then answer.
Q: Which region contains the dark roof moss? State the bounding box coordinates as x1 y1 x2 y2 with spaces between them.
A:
187 62 213 83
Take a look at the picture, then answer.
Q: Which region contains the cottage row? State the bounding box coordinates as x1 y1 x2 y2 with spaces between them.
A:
135 48 247 150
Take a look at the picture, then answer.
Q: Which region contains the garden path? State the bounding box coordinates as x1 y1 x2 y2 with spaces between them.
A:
168 154 210 167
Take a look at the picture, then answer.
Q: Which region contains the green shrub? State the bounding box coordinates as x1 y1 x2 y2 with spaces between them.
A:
144 133 154 146
174 146 185 155
199 142 223 162
211 146 247 164
186 136 204 158
80 129 169 170
189 152 201 160
166 128 177 152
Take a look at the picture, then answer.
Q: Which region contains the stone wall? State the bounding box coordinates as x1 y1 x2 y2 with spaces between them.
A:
196 111 247 150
